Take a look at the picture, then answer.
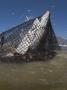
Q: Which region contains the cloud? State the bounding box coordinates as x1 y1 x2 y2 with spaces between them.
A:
25 9 34 21
25 16 33 21
18 15 23 19
26 16 29 21
11 12 15 15
51 5 55 9
27 9 31 13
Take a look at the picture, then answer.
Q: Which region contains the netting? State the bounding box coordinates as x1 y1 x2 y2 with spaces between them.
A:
0 11 58 61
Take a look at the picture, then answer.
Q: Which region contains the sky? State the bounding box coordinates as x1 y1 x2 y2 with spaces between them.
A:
0 0 67 39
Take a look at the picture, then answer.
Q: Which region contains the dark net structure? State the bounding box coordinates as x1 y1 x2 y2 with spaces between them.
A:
0 11 58 62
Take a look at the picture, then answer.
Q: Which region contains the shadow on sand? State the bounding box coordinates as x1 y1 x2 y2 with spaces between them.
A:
0 50 57 63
